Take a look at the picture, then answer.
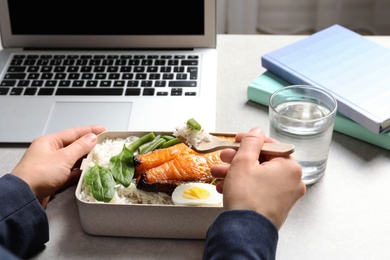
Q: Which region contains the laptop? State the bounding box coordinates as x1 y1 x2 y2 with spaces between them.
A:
0 0 217 143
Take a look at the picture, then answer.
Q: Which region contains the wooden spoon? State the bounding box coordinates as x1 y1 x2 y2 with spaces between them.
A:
177 135 294 156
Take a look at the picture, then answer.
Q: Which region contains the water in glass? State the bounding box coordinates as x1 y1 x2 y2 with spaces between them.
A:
269 100 334 184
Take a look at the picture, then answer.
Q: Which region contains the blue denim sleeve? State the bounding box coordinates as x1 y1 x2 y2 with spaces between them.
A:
0 174 49 259
203 210 279 260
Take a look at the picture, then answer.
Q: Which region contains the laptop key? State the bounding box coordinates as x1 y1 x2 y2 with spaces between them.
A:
162 73 174 80
176 74 187 80
134 67 145 72
81 73 93 79
53 66 66 72
59 80 71 87
10 88 23 95
135 74 147 80
155 81 166 87
95 74 107 80
120 66 131 72
149 73 160 80
18 80 30 87
55 73 66 79
168 60 179 66
115 60 127 66
41 67 53 73
86 80 98 87
171 88 183 96
185 92 197 96
27 66 39 72
28 73 39 79
182 60 198 66
56 88 123 96
32 80 44 87
174 66 185 72
72 81 84 87
147 66 158 72
156 91 169 96
122 73 134 80
45 81 57 87
125 88 141 96
0 88 10 95
8 66 26 72
160 67 171 72
41 73 53 79
80 66 92 72
4 73 26 79
127 81 139 87
143 88 155 96
11 59 23 66
168 81 197 87
24 88 38 95
141 81 153 87
100 81 111 87
108 73 120 79
1 80 17 86
24 60 36 66
38 88 55 96
114 81 125 87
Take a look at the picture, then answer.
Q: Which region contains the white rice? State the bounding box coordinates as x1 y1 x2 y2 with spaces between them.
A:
79 137 174 205
172 122 212 148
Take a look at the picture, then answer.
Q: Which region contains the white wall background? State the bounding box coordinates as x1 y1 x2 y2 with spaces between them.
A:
217 0 390 35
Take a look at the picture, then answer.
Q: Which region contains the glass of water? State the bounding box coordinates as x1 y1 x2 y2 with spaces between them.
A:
269 85 337 185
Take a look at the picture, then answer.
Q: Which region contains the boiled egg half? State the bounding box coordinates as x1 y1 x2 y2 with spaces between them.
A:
172 182 223 206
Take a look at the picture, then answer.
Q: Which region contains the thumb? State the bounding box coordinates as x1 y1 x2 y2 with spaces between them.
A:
63 133 98 163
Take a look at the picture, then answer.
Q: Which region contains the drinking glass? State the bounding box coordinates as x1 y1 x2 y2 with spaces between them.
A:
269 85 337 184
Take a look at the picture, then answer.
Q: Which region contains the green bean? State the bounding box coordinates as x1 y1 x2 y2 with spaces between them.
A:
161 135 175 141
160 137 181 148
186 118 202 132
138 137 166 154
127 132 155 153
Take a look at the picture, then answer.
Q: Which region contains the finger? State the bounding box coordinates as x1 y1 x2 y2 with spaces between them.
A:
236 129 273 142
60 132 99 164
211 164 230 178
50 125 106 148
262 156 303 181
60 169 82 192
40 197 51 208
219 149 237 163
234 128 265 162
215 181 224 194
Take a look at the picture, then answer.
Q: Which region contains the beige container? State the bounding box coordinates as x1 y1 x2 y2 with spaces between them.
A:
75 131 230 239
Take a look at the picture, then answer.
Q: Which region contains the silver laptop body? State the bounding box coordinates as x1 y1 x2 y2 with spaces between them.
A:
0 0 217 142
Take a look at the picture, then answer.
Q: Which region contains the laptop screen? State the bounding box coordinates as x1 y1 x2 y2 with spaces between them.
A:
0 0 215 48
8 1 204 35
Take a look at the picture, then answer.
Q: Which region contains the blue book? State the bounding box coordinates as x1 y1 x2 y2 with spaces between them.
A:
247 71 390 150
261 24 390 134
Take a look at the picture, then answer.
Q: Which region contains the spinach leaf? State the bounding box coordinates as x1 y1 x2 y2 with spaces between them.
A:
84 163 116 202
109 144 134 187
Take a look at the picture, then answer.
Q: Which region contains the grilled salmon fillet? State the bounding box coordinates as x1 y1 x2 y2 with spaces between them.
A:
134 143 195 177
136 151 223 193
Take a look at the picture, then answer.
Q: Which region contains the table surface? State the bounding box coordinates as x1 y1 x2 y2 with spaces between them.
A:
1 34 390 259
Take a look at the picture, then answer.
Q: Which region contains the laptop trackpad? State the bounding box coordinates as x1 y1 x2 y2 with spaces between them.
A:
45 101 132 134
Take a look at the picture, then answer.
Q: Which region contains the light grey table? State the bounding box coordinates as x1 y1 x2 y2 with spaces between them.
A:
1 34 390 259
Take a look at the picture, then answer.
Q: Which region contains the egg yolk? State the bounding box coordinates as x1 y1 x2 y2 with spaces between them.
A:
182 187 210 200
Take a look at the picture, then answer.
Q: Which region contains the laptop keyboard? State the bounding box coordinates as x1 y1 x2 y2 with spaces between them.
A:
0 53 200 97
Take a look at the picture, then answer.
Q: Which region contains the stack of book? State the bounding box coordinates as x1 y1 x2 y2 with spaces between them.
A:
247 25 390 150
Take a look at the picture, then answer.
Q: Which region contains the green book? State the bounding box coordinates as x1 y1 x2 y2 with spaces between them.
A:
247 71 390 150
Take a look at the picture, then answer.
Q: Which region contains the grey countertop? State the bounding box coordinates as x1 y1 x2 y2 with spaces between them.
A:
1 34 390 259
